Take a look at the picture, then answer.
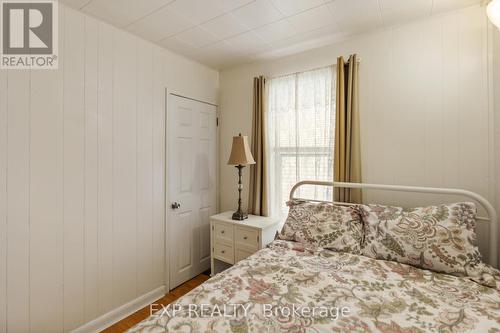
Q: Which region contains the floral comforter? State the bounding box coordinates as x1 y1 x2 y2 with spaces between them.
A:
128 240 500 333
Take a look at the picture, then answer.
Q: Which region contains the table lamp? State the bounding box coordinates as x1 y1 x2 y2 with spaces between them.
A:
227 133 255 220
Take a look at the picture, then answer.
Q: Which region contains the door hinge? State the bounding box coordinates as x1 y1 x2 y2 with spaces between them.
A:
257 235 260 242
216 117 219 127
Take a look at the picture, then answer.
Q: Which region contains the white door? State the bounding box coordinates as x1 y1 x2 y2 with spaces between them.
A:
168 94 217 289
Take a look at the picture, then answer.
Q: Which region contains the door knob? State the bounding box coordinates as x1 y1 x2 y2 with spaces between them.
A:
171 202 181 209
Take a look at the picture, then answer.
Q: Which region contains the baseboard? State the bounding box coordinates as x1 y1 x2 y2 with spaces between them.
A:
71 285 166 333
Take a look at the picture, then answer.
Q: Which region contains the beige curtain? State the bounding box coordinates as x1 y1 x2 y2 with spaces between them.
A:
248 76 269 216
334 55 362 203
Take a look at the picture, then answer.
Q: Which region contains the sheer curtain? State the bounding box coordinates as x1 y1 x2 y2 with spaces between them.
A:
267 66 335 219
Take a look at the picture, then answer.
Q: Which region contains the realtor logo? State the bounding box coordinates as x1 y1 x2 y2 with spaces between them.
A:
1 0 58 69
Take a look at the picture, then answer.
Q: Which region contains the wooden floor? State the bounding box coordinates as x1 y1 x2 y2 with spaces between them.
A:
101 274 210 333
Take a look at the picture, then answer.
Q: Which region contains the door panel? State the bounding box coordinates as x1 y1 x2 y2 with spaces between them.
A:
179 137 193 193
177 211 193 270
169 95 216 289
199 207 211 263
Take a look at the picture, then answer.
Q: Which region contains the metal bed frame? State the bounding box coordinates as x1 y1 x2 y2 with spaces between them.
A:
289 180 498 266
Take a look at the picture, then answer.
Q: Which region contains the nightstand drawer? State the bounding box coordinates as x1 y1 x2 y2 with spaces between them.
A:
210 211 280 276
235 248 253 262
235 226 259 251
213 242 234 264
214 222 233 244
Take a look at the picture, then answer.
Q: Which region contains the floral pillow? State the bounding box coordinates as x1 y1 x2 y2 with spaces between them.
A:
278 200 363 254
360 202 483 276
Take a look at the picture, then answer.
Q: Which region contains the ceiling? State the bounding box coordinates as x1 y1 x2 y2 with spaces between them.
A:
61 0 482 70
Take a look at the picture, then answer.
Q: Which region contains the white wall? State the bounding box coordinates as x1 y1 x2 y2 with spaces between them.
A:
219 5 497 265
0 4 218 333
494 25 500 269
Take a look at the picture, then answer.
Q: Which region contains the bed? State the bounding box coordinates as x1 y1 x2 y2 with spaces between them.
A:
128 182 500 333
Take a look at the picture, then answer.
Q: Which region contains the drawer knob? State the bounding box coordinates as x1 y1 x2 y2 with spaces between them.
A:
243 236 248 240
221 230 225 234
221 250 225 254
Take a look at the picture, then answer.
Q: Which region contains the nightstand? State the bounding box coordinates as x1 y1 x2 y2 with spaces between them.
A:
210 211 280 276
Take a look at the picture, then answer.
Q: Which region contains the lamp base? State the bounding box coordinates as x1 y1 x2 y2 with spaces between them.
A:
232 209 248 221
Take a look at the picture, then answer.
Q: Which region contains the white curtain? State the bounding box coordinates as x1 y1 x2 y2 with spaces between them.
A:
267 66 335 219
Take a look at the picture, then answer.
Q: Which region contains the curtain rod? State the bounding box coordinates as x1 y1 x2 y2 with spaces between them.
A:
269 58 361 80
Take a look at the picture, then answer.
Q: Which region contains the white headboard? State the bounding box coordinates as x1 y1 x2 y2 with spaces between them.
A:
289 180 498 266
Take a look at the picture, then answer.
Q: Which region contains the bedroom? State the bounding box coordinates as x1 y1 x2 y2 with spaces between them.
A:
0 0 499 332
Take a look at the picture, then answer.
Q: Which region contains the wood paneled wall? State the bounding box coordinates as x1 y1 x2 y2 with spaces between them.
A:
0 4 218 332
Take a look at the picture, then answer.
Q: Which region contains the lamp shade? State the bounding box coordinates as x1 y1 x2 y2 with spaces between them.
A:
488 0 500 29
227 134 256 165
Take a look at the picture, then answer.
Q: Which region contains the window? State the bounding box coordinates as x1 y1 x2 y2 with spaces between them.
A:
267 66 335 219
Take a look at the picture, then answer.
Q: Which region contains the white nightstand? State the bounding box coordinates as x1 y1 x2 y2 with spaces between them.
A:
210 211 280 276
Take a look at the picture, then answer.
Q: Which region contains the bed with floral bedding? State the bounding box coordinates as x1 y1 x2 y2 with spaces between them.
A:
128 239 500 333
